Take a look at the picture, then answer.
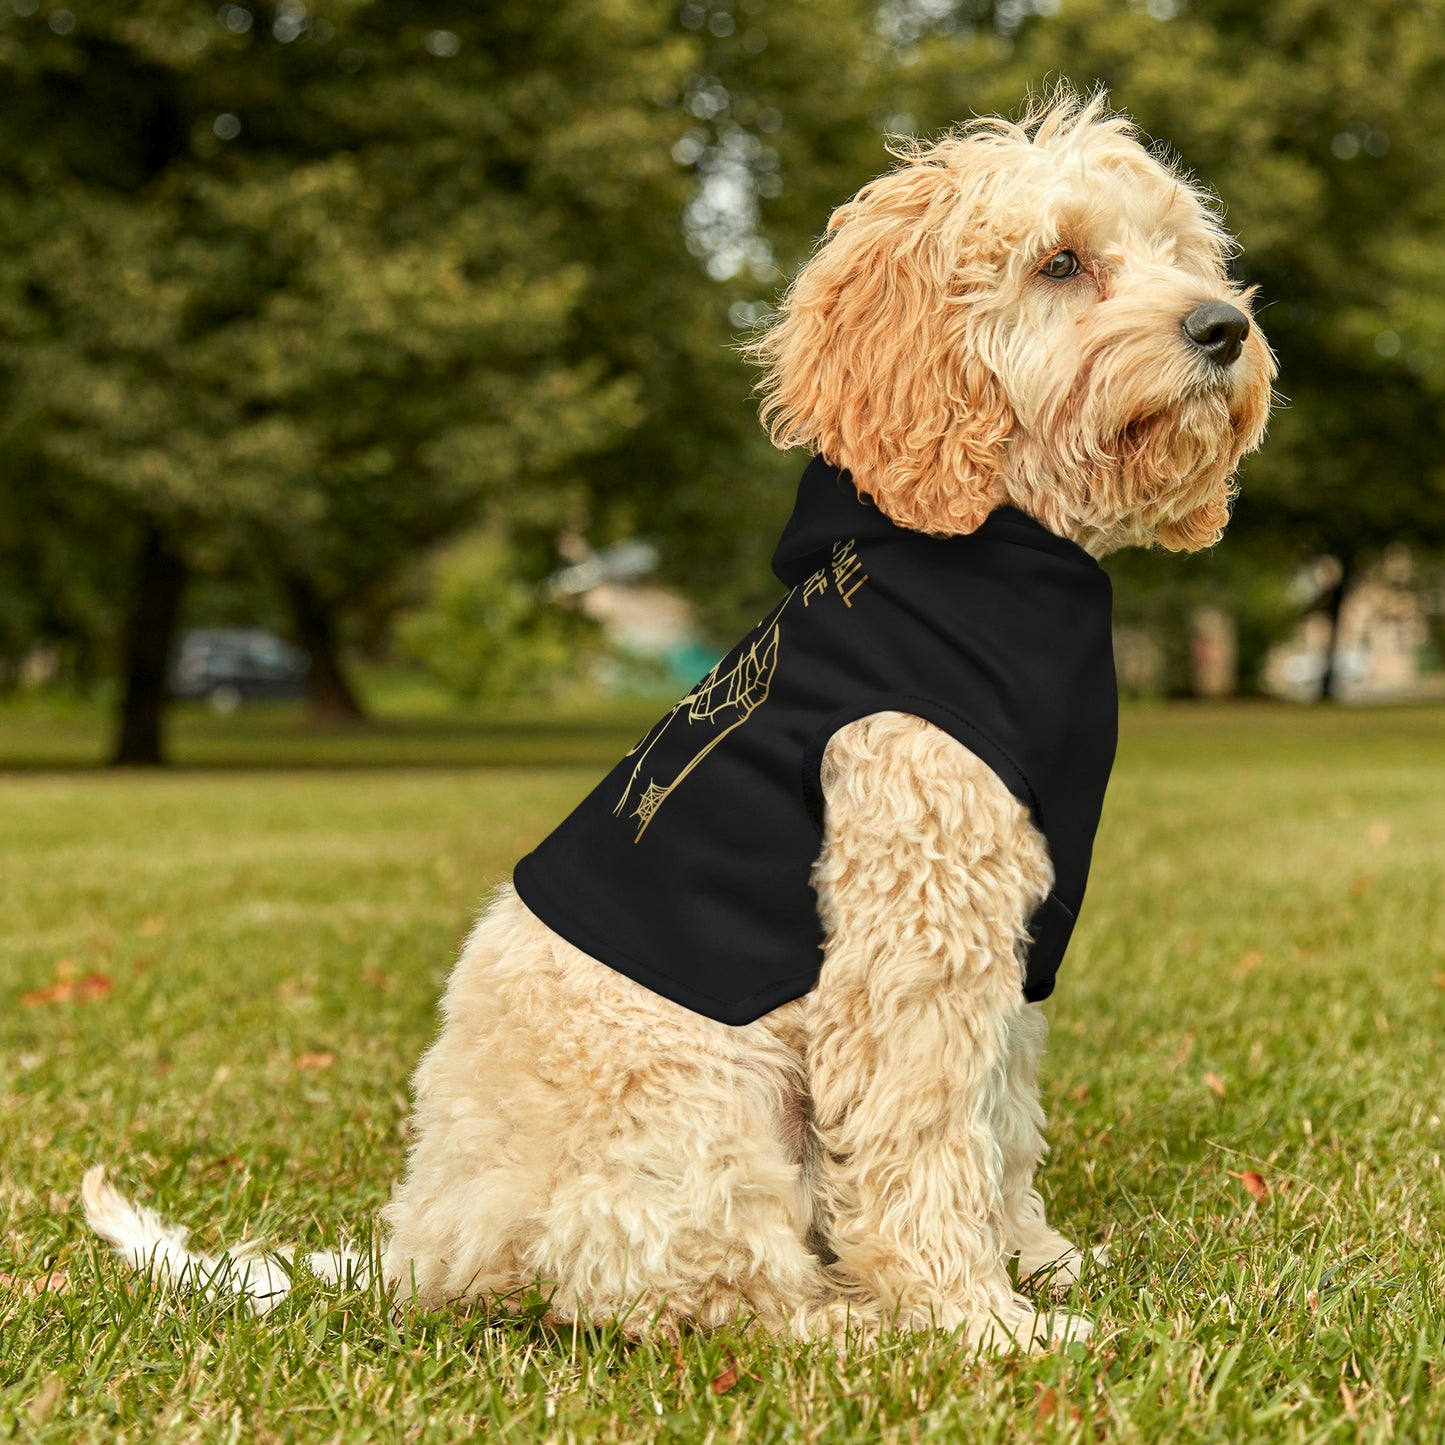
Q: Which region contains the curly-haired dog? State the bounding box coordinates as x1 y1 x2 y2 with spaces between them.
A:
85 90 1273 1350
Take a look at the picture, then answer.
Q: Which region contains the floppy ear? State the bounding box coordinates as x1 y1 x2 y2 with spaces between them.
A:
748 151 1012 536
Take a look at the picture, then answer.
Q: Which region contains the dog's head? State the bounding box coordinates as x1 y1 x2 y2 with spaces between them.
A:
750 89 1275 553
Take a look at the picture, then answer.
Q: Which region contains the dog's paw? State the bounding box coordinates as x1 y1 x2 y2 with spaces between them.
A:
1034 1309 1093 1347
1018 1239 1110 1293
970 1297 1093 1353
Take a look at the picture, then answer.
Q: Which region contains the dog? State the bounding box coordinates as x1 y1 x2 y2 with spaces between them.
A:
85 88 1274 1351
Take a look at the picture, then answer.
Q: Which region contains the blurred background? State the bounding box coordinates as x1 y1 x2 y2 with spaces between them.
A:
2 0 1444 766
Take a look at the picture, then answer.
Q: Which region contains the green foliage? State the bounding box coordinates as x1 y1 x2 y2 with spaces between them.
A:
0 2 686 606
0 0 710 714
0 0 888 679
397 532 598 704
0 460 133 690
540 0 886 638
5 0 1445 698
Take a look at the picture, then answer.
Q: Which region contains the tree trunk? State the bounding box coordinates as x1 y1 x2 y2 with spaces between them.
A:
1316 556 1355 703
111 522 187 766
283 572 366 724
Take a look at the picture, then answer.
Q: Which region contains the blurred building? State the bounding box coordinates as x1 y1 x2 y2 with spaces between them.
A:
547 540 718 690
1262 551 1440 701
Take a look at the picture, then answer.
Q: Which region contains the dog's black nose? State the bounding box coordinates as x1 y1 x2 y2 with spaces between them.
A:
1182 302 1250 367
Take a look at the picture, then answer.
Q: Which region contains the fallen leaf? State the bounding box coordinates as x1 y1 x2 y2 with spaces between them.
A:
1228 1169 1268 1201
296 1051 335 1072
21 972 112 1007
1365 822 1391 848
1348 876 1372 899
1070 1083 1089 1103
21 982 71 1006
1204 1071 1227 1098
710 1358 739 1395
1432 973 1445 990
1096 1131 1111 1147
1232 949 1263 977
1034 1386 1058 1425
0 1268 69 1298
361 968 394 991
138 915 167 937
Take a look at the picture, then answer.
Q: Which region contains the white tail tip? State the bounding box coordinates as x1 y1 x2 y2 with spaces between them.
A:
81 1166 368 1315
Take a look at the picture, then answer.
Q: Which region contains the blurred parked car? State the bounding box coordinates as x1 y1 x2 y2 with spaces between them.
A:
169 629 310 712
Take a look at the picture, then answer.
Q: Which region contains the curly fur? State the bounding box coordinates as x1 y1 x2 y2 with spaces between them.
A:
379 714 1087 1348
85 87 1272 1354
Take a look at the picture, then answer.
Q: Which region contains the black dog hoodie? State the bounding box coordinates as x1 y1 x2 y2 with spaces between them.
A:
514 455 1117 1024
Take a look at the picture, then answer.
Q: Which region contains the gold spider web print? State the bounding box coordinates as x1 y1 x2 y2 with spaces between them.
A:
631 781 669 832
684 641 766 724
612 604 785 842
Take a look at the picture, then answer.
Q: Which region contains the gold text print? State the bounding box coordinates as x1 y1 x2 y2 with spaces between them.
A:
802 538 868 608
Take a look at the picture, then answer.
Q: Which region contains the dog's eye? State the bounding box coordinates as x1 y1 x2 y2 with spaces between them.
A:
1041 250 1081 280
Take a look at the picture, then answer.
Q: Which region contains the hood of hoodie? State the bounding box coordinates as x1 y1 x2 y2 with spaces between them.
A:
770 455 1098 586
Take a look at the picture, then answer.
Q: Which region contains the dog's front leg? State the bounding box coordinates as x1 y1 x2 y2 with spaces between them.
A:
805 712 1089 1350
994 1005 1099 1289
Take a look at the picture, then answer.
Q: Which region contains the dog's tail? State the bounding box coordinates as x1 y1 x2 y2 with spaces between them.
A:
81 1165 368 1315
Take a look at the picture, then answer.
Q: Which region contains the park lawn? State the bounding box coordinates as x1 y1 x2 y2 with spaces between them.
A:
1 702 1443 1443
0 686 670 772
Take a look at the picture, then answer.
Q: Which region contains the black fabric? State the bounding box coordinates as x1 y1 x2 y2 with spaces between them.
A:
514 456 1118 1025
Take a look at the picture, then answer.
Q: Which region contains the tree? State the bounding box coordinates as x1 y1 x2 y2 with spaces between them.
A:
509 0 890 636
0 1 697 758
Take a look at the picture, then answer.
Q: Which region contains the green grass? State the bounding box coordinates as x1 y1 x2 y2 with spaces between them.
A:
0 686 668 771
2 701 1443 1442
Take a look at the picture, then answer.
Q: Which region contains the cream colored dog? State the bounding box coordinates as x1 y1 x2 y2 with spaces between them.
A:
85 90 1273 1351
